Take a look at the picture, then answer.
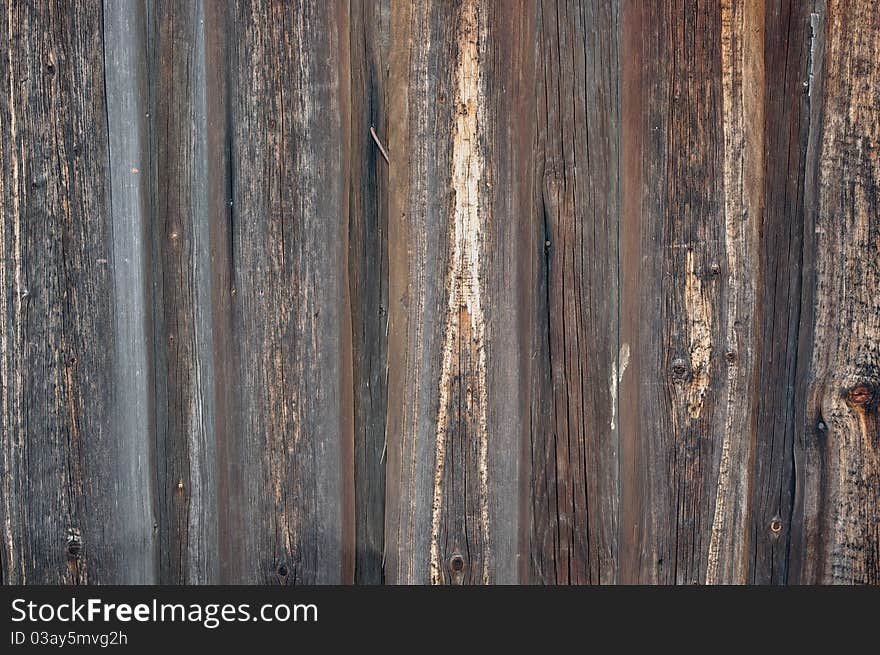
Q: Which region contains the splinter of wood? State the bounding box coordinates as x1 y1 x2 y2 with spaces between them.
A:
370 126 390 164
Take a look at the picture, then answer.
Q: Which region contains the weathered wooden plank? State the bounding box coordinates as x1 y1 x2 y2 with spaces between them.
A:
219 0 354 584
526 0 620 585
102 0 159 584
146 0 225 584
349 0 390 584
385 0 532 584
790 0 880 585
749 0 814 585
0 0 157 584
619 0 763 584
705 0 765 584
3 0 879 588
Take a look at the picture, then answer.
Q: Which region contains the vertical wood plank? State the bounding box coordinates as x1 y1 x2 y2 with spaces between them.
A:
349 0 390 584
527 0 620 585
0 0 158 584
385 0 533 584
220 0 354 584
147 0 225 584
791 0 880 584
102 0 159 584
706 0 764 584
620 0 763 584
749 0 814 584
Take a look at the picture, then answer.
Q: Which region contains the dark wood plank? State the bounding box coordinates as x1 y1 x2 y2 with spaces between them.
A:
349 0 390 585
790 0 880 584
385 0 533 584
0 0 158 584
219 0 354 584
749 0 815 585
526 0 620 585
146 0 226 584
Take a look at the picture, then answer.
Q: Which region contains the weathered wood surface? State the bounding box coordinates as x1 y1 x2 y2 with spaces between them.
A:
527 0 620 585
2 0 879 585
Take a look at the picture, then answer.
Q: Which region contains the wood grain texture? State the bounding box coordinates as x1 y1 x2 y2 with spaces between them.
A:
2 0 880 586
146 0 225 584
749 0 814 585
526 0 620 585
620 0 763 584
349 0 390 585
0 0 157 584
791 0 880 585
384 0 532 584
220 0 354 584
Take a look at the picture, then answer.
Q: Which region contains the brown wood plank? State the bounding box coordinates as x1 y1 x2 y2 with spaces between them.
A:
749 0 815 585
385 0 533 584
790 0 880 584
526 0 620 585
620 0 763 584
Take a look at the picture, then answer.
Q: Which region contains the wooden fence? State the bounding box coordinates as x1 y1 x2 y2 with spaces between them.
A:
1 0 878 585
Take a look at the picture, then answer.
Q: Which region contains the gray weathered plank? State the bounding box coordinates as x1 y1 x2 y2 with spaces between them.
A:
0 0 158 584
218 0 354 584
146 0 223 584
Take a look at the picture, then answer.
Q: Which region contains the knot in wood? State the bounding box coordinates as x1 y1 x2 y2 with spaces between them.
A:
770 519 783 534
449 553 465 573
66 527 82 559
846 383 876 409
670 358 689 381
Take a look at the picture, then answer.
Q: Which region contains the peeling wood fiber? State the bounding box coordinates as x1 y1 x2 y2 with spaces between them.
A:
2 0 880 585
